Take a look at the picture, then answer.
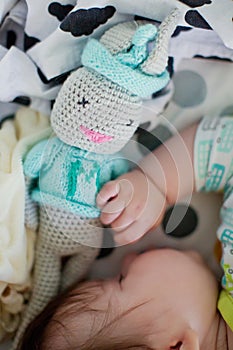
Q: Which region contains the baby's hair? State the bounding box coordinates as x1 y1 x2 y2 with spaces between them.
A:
18 281 155 350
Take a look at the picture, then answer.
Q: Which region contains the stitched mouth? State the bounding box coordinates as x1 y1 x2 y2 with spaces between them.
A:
80 125 114 144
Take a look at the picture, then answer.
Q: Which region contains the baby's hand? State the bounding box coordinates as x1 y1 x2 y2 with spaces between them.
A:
96 169 167 245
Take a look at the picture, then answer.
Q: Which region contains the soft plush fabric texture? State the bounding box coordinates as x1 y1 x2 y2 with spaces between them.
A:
0 107 50 341
194 115 233 330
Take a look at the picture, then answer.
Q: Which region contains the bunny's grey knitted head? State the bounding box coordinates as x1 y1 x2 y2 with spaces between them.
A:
51 66 141 154
51 11 180 154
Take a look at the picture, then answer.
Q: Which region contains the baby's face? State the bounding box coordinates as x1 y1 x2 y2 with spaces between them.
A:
58 249 219 349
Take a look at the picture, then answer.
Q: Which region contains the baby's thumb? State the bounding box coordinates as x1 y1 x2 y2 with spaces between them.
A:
96 181 120 208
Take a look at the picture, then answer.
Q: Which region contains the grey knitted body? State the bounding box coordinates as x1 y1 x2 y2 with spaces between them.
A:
12 10 180 349
13 206 101 348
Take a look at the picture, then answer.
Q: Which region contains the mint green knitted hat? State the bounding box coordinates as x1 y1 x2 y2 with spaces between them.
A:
51 10 180 153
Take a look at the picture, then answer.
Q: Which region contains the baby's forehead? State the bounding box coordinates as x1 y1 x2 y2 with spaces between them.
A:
69 279 117 309
56 281 121 332
51 281 111 328
48 279 154 348
72 280 106 299
85 279 120 304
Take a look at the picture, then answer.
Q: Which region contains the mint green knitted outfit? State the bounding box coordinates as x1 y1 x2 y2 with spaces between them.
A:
24 137 128 218
82 38 169 99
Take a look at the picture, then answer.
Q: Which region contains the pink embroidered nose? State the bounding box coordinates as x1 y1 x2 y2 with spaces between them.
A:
80 125 114 143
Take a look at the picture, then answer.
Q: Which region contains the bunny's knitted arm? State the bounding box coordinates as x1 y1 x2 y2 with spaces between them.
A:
23 139 48 231
112 156 129 178
24 139 48 179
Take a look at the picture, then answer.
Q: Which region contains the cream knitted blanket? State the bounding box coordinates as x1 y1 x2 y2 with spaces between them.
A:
0 108 50 341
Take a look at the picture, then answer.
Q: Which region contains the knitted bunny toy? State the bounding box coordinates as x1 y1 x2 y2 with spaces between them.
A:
13 9 180 349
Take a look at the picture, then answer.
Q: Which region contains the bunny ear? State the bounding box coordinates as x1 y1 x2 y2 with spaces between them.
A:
141 8 181 75
100 20 147 55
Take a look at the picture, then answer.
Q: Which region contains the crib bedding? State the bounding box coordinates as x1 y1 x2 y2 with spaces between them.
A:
0 1 233 348
0 0 232 119
0 56 232 350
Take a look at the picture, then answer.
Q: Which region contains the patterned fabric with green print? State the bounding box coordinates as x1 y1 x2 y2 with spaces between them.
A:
194 115 233 331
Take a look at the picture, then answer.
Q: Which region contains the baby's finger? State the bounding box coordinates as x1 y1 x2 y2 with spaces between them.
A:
111 196 148 233
96 181 120 208
114 196 166 245
110 209 135 233
114 219 152 245
100 196 126 225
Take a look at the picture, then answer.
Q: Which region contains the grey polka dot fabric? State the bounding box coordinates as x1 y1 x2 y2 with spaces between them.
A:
172 70 207 107
221 105 233 117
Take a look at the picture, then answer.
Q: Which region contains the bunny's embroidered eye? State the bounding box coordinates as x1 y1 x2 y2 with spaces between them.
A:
77 97 89 108
126 119 134 126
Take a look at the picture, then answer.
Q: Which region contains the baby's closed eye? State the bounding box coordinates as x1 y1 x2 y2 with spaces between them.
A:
118 274 124 283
